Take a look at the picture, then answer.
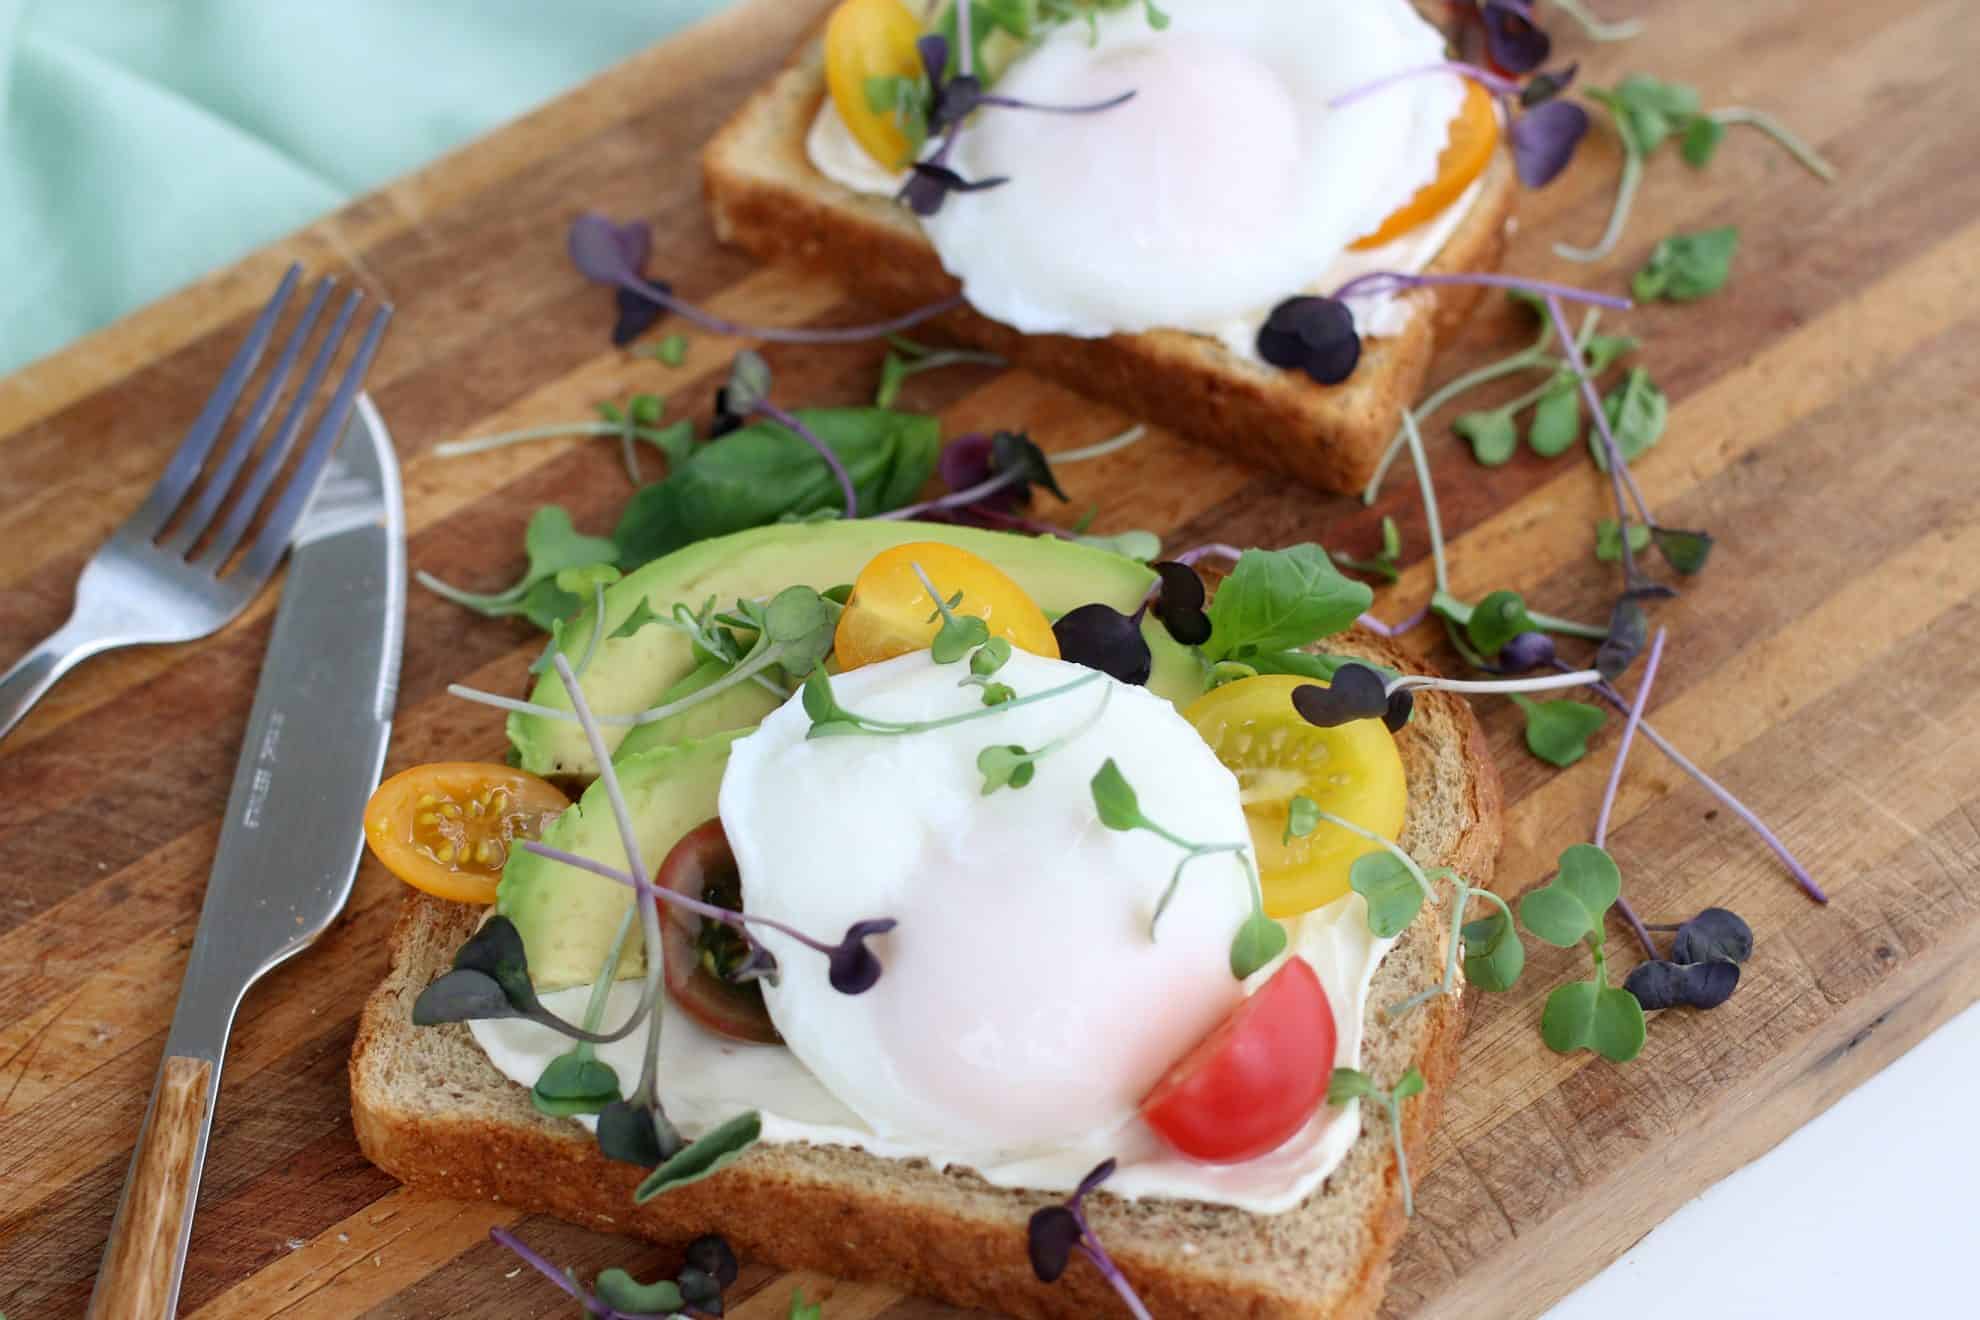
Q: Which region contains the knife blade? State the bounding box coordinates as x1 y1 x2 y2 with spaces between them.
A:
86 395 405 1319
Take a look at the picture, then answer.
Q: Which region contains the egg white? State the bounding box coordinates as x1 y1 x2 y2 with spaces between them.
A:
917 0 1463 339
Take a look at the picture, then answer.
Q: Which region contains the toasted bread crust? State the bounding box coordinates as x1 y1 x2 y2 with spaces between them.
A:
351 629 1503 1319
698 40 1518 495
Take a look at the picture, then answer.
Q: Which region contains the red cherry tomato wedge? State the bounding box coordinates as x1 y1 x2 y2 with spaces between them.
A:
1140 957 1336 1164
655 819 781 1045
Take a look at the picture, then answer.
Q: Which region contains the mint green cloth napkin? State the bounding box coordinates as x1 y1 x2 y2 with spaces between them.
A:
0 0 732 378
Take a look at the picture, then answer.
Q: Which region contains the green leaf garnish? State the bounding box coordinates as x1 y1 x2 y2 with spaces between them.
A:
1350 852 1426 938
1283 793 1321 843
1594 366 1668 469
1509 694 1607 767
1526 381 1582 457
1229 909 1287 980
1326 1067 1425 1214
1332 516 1403 582
1633 226 1740 302
531 1049 621 1118
633 1111 763 1203
1201 544 1372 662
1461 911 1526 992
1456 408 1519 466
1594 517 1652 563
594 1270 685 1314
1466 589 1539 659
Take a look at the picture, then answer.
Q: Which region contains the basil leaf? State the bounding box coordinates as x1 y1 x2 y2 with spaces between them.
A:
613 408 941 567
633 1111 762 1202
1202 545 1372 661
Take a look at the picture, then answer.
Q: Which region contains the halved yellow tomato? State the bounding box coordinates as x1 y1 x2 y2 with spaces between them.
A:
834 541 1060 670
825 0 927 170
363 763 569 903
1184 674 1407 918
1351 80 1501 250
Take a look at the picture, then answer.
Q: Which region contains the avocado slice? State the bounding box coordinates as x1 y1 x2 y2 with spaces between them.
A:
510 521 1200 781
497 732 741 990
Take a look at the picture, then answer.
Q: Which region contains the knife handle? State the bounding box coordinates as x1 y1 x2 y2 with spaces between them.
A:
88 1055 216 1320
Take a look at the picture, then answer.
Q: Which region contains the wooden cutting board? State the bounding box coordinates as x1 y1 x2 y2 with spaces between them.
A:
3 0 1977 1314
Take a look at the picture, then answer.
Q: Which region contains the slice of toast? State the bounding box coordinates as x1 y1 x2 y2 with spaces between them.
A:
700 37 1519 496
350 629 1503 1319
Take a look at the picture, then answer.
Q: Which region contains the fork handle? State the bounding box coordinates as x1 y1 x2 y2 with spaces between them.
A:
0 611 119 747
88 1055 220 1319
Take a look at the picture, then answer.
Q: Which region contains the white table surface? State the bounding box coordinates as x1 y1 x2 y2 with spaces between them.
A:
1545 998 1980 1319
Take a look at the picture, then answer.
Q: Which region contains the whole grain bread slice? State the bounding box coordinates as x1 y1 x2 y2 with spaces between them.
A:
698 36 1519 496
350 628 1503 1319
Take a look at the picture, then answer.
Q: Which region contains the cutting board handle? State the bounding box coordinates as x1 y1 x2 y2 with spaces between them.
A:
87 1055 216 1320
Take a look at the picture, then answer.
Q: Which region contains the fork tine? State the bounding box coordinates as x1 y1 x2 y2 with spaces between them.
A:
157 277 334 557
194 290 361 573
236 300 394 582
125 264 302 541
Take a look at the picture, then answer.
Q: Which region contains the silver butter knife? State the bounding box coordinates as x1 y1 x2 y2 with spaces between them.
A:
86 395 405 1319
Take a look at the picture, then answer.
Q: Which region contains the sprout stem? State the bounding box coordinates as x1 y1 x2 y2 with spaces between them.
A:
1711 108 1838 183
1328 60 1522 110
1387 668 1604 698
1556 136 1643 263
1592 628 1668 959
1399 409 1450 596
1546 0 1645 42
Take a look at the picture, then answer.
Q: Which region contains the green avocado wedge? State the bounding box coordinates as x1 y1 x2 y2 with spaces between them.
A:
497 732 741 990
508 521 1199 782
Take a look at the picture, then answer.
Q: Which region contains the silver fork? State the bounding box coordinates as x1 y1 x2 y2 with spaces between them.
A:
0 266 393 746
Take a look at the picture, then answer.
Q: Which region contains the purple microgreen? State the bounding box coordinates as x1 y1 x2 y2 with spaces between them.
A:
723 352 859 518
1519 61 1578 108
517 837 898 997
1327 60 1522 110
1256 296 1361 385
1671 907 1755 966
1332 270 1630 312
902 161 1010 215
570 214 653 286
1357 604 1431 638
1171 542 1243 568
1590 628 1668 959
1150 560 1211 645
597 1098 679 1168
1026 1159 1152 1319
883 424 1142 525
1564 661 1827 903
568 212 963 343
1291 663 1389 728
1498 630 1558 673
1480 0 1551 74
612 283 670 347
489 1224 739 1318
1595 596 1648 681
1511 98 1591 187
1332 516 1404 583
1053 604 1153 686
1623 957 1739 1010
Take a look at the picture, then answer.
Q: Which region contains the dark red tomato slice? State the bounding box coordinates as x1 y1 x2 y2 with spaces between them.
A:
655 819 781 1045
1139 956 1337 1163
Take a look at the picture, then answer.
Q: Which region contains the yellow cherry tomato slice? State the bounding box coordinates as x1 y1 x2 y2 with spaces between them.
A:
1185 674 1407 918
363 763 570 904
825 0 927 170
1351 80 1501 251
834 541 1061 671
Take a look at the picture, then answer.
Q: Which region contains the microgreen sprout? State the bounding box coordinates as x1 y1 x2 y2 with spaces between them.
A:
960 634 1016 705
911 562 993 662
570 212 964 344
518 838 897 996
1026 1159 1152 1320
1559 76 1834 264
1517 844 1647 1062
1624 908 1754 1010
433 395 694 476
875 335 1005 408
1089 759 1282 978
805 666 1103 741
1328 53 1589 189
492 1225 740 1318
725 350 859 518
1333 516 1403 583
1561 660 1825 903
1544 0 1643 42
416 505 616 631
881 425 1143 524
1295 804 1524 1013
1590 627 1668 959
977 684 1113 794
1291 659 1604 737
1327 1068 1426 1216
